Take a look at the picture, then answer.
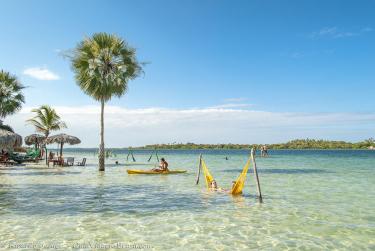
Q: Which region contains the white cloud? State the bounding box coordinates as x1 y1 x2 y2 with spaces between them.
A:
208 103 252 109
5 105 375 147
23 67 60 80
224 97 247 102
309 26 372 39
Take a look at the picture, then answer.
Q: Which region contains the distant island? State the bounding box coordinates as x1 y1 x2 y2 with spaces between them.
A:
134 138 375 150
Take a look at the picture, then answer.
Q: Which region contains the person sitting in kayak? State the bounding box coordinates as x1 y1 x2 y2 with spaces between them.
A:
152 158 169 172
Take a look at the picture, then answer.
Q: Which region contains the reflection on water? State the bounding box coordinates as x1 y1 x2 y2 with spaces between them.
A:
0 149 374 250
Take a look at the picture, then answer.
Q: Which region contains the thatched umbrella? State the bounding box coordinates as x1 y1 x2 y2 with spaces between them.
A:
24 134 45 147
45 133 81 156
0 129 22 151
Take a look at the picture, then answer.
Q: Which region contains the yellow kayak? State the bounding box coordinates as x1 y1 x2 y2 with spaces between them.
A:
127 169 187 174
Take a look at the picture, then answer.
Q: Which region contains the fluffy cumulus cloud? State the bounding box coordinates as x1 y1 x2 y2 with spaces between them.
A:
5 105 375 148
23 67 60 80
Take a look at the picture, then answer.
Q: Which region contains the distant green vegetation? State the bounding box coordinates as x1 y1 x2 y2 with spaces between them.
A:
269 138 375 149
136 138 375 150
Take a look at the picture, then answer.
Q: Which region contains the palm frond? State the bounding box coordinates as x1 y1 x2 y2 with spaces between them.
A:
0 70 26 118
69 32 143 102
26 105 67 136
0 123 14 132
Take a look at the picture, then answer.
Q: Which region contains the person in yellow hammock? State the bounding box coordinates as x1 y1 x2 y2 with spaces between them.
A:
209 180 219 191
201 156 250 195
209 180 236 193
209 179 225 192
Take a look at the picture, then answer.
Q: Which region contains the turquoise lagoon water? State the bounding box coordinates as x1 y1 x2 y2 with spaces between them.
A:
0 149 374 250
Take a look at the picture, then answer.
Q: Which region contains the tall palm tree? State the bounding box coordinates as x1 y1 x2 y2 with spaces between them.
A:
0 70 25 132
69 33 142 171
27 105 67 138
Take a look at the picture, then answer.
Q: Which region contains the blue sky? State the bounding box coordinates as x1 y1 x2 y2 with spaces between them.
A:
1 0 374 146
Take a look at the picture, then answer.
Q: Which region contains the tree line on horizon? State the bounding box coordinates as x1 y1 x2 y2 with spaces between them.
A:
135 138 375 150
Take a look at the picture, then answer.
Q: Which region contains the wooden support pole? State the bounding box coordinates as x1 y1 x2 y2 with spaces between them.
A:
251 147 263 203
147 150 154 162
126 151 131 161
195 154 202 185
131 151 136 162
156 150 159 162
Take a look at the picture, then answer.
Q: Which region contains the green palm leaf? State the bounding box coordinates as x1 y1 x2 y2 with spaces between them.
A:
27 105 67 138
0 70 25 119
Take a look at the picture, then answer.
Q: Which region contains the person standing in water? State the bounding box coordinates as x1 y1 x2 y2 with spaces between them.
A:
262 145 269 157
265 145 269 157
260 146 264 157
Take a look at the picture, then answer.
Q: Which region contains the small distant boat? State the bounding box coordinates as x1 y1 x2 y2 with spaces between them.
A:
127 169 187 175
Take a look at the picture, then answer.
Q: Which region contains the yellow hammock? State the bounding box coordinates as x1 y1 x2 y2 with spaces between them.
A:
201 158 214 189
201 156 251 195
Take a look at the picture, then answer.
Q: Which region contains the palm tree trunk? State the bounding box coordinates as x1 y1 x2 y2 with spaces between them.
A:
44 132 49 165
60 142 64 157
99 99 105 171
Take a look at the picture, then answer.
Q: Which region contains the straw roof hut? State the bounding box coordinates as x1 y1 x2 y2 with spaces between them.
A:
0 129 22 150
24 134 45 146
45 133 81 156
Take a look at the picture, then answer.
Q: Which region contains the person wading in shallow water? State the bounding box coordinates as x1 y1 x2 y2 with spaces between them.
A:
262 145 269 157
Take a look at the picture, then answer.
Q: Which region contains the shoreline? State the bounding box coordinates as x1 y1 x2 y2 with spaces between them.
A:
53 148 375 151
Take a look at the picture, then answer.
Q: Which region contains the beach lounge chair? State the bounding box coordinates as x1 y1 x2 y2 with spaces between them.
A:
64 157 74 166
26 149 41 159
9 152 38 164
77 158 86 166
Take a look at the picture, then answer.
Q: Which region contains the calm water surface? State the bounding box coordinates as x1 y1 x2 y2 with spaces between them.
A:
0 150 374 250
